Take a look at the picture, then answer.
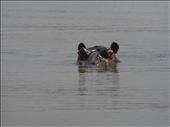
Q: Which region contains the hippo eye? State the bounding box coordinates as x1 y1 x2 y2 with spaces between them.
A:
109 52 113 56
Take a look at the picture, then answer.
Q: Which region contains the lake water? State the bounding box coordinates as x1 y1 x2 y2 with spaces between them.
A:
1 1 169 126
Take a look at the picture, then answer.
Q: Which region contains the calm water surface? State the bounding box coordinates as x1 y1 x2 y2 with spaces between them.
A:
1 1 169 126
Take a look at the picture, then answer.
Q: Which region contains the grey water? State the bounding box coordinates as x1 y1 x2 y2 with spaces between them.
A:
1 1 169 126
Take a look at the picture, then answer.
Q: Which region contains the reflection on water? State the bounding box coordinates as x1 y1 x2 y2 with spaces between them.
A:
77 65 120 110
78 63 118 73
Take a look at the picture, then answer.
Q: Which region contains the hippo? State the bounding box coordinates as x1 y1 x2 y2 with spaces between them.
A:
77 41 120 67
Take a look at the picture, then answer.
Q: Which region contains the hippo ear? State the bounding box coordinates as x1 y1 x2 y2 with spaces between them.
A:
110 42 119 54
78 43 86 50
78 48 89 60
